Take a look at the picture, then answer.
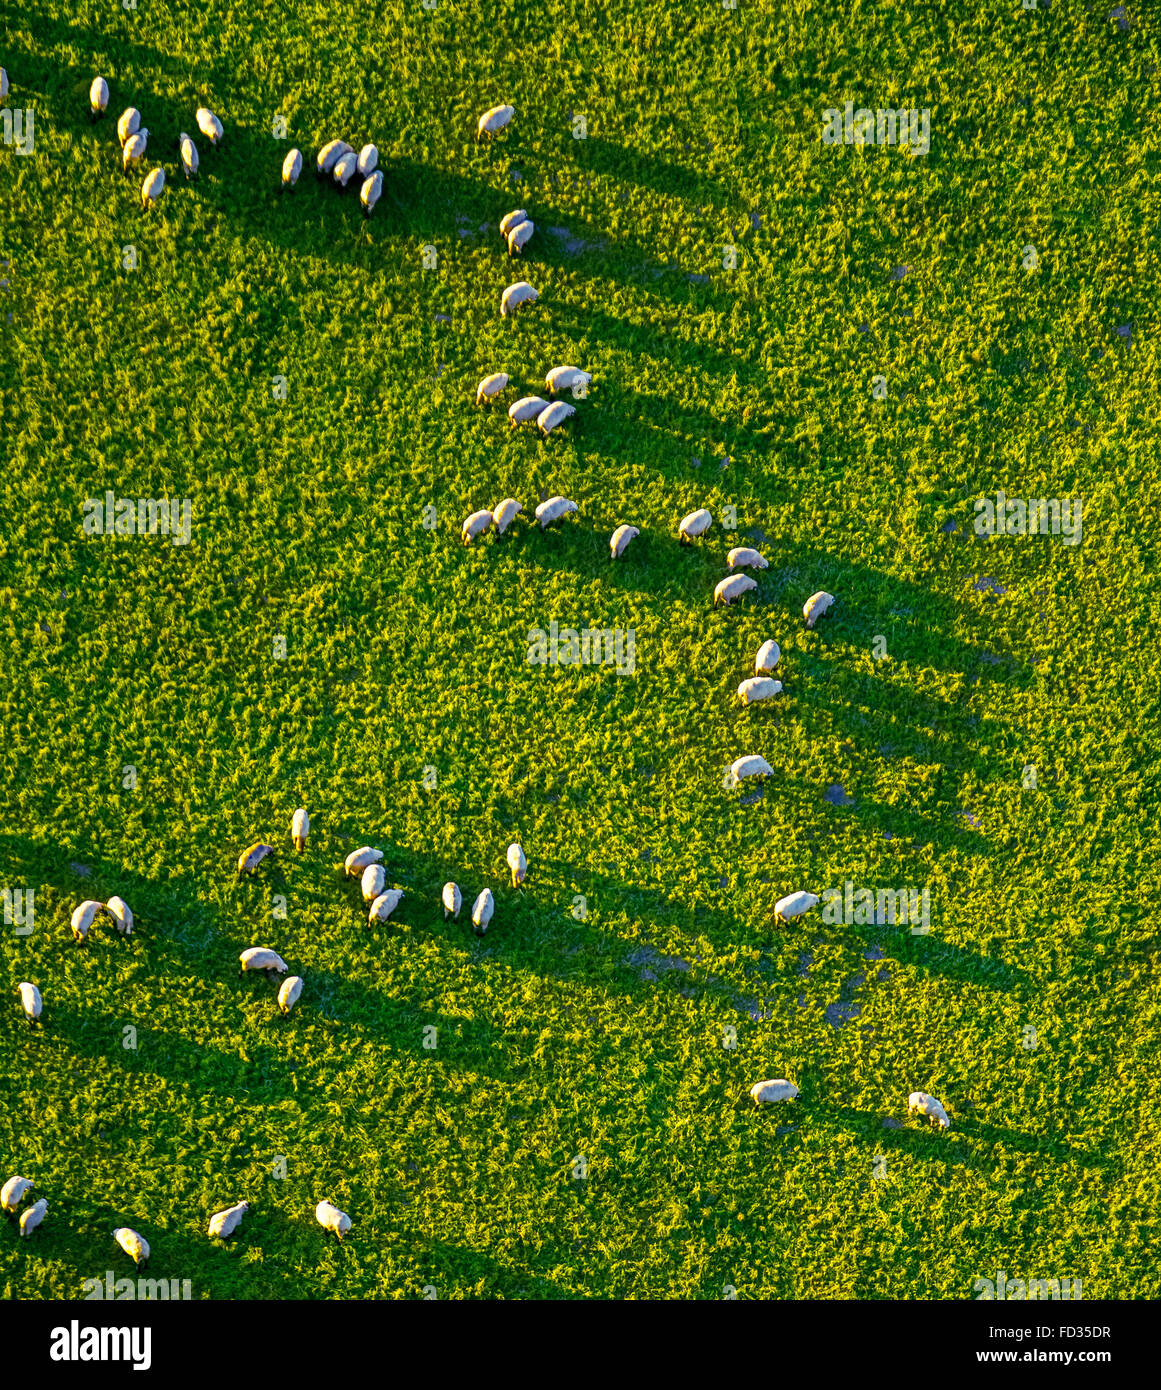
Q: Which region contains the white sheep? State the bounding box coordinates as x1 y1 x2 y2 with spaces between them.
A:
361 863 386 902
113 1226 150 1268
493 498 523 534
360 171 383 216
344 846 383 876
750 1079 799 1104
240 947 288 975
89 77 109 121
71 900 103 943
774 891 819 923
499 209 528 238
105 896 133 935
476 372 509 406
678 508 712 542
316 139 351 176
508 396 548 428
208 1201 250 1240
538 401 575 436
20 1199 48 1238
141 168 165 210
369 889 403 924
546 366 591 396
500 281 538 317
178 132 199 179
803 590 835 629
755 640 781 672
1 1175 33 1214
278 976 304 1017
195 107 222 146
17 982 42 1025
477 104 514 141
315 1199 351 1240
535 496 578 530
714 574 757 606
291 807 309 852
333 151 358 188
507 843 527 886
462 509 494 545
237 842 274 875
908 1092 951 1130
738 677 782 705
117 107 140 147
471 888 494 937
357 143 378 178
727 755 773 788
282 148 303 188
727 546 768 570
507 219 534 257
610 524 639 560
122 129 149 173
442 882 462 920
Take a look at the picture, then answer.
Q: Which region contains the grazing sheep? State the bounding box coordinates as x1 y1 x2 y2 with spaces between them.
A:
535 496 578 530
499 208 528 238
239 947 288 975
278 975 304 1017
20 1199 48 1238
755 640 781 673
727 755 773 788
471 888 494 937
208 1201 250 1240
678 508 712 543
507 219 534 257
357 143 378 178
195 107 223 146
141 168 165 210
315 1199 351 1240
714 574 757 607
89 77 109 121
477 104 515 141
113 1227 149 1269
803 590 835 629
493 498 523 535
610 524 639 560
738 677 782 705
178 132 198 179
316 139 351 177
727 546 769 570
774 891 819 924
361 863 386 902
344 846 383 876
369 889 403 924
117 107 140 147
291 807 309 852
442 883 462 921
537 401 575 436
500 281 538 317
282 148 303 188
333 151 358 188
71 900 103 943
476 372 509 406
237 842 274 875
462 509 494 545
508 396 548 428
908 1092 951 1130
122 130 148 173
546 366 591 396
1 1176 33 1214
17 982 42 1025
105 896 133 936
750 1079 799 1104
359 171 383 217
507 843 527 886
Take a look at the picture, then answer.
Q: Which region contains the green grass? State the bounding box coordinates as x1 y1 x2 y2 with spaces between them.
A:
1 0 1158 1299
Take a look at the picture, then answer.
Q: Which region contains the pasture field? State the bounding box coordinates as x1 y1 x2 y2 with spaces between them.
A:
1 0 1158 1301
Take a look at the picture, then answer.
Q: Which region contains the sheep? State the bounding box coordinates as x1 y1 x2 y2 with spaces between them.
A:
714 574 757 607
537 401 575 436
750 1079 799 1104
122 130 149 173
315 1199 351 1240
476 372 509 406
462 509 494 545
803 590 835 629
278 976 304 1017
361 863 386 902
678 508 712 543
755 640 781 672
727 546 769 570
113 1227 150 1269
237 842 274 875
471 888 494 937
359 171 383 217
774 891 819 924
546 366 591 396
477 104 514 141
316 139 351 177
141 168 165 210
208 1201 250 1240
89 76 109 122
239 947 288 975
500 282 538 317
508 396 548 428
738 677 782 705
356 143 378 178
908 1092 951 1130
507 219 534 257
727 755 773 788
508 843 527 886
1 1176 33 1215
493 498 523 535
195 107 223 146
442 883 462 921
117 107 140 147
333 151 358 189
344 846 383 876
105 896 133 935
610 524 639 560
535 496 578 530
71 900 103 943
17 982 42 1025
282 148 303 188
291 807 309 852
369 889 403 924
20 1199 48 1238
499 209 528 238
178 132 198 180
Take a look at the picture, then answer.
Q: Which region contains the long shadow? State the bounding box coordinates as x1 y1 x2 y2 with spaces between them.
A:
421 1238 582 1300
579 135 739 214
